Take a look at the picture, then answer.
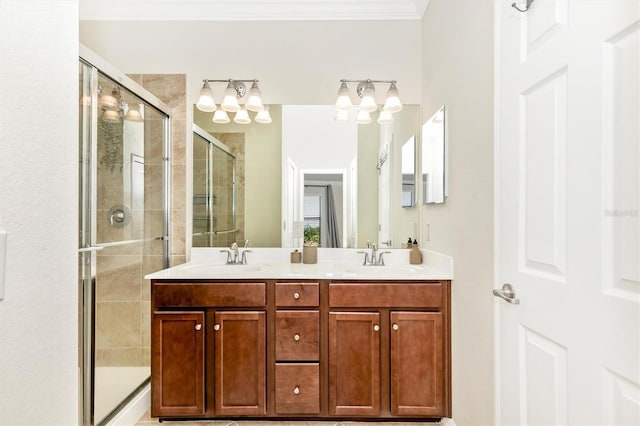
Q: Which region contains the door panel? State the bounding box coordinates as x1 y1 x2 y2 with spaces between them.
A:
151 311 205 417
329 312 380 416
390 311 444 416
497 1 640 424
213 311 266 415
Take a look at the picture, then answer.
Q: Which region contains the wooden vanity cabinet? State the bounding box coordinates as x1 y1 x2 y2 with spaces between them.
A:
151 279 450 420
328 282 450 418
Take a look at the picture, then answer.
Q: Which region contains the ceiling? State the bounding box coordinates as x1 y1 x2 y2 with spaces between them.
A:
80 0 431 21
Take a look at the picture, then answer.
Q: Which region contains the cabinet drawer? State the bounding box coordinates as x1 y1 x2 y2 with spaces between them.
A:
275 282 319 307
275 311 319 361
329 282 443 308
153 283 265 307
275 363 320 414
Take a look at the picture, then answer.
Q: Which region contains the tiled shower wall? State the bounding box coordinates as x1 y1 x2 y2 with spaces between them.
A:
95 74 187 367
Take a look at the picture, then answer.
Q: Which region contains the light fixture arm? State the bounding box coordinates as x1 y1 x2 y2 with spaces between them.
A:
340 79 398 98
202 78 259 98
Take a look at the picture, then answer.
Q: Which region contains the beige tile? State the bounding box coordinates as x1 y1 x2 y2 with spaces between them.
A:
141 300 150 347
144 164 164 211
95 347 144 367
141 74 186 119
170 255 186 267
171 118 186 166
96 260 142 302
96 301 142 348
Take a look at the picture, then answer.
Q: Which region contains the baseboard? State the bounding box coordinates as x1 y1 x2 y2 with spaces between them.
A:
106 384 150 426
441 417 457 426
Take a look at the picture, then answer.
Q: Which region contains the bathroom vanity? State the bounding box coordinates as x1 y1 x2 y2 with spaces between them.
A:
147 248 453 421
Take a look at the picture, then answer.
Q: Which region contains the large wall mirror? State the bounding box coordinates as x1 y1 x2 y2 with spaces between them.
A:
193 104 420 249
422 105 446 204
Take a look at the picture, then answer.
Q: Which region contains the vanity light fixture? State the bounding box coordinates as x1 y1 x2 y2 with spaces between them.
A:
335 79 403 122
99 86 145 123
335 109 350 121
356 109 372 124
254 106 272 124
233 107 251 124
212 109 230 124
196 78 269 124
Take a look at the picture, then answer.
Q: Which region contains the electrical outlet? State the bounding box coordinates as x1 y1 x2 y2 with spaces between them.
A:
293 221 304 238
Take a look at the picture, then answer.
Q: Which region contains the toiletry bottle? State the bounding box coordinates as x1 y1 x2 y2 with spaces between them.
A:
407 237 413 248
409 240 422 264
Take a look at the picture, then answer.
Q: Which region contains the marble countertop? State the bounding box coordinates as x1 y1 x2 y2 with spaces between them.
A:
146 248 453 281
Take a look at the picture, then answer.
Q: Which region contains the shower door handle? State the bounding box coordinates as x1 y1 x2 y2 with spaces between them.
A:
78 246 105 253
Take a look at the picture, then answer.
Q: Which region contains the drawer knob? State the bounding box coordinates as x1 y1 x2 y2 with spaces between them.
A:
213 324 221 331
195 324 202 331
392 323 399 331
293 386 300 395
293 333 300 342
293 292 300 300
373 324 380 332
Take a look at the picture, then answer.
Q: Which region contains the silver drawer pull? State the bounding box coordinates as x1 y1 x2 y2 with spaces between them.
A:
293 386 300 395
195 324 202 331
293 333 300 342
213 324 221 331
293 292 300 300
373 324 380 332
392 323 399 331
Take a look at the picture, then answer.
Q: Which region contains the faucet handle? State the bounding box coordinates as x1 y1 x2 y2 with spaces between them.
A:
357 250 370 265
240 250 252 264
230 242 238 250
220 249 232 264
243 239 250 248
378 251 392 266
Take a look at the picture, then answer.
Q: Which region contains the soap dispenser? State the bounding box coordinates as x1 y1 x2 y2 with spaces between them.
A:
409 239 422 264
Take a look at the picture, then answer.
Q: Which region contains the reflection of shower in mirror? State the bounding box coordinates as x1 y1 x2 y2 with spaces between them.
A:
422 105 447 204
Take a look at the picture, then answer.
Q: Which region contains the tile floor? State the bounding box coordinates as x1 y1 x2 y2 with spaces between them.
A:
136 411 445 426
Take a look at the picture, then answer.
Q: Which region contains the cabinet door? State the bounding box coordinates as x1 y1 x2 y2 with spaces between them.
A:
151 311 205 417
329 312 380 416
213 311 266 415
390 311 444 416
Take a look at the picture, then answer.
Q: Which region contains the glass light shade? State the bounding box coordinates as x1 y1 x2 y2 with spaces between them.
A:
234 108 251 124
255 108 272 124
359 82 377 112
356 109 371 124
245 82 264 112
335 109 350 121
196 81 216 112
98 92 118 111
382 83 403 112
377 110 394 124
335 82 353 110
124 105 144 122
212 109 230 124
102 109 121 123
221 83 241 112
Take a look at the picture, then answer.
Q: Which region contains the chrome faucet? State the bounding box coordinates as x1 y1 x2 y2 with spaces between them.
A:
358 242 391 266
220 241 252 265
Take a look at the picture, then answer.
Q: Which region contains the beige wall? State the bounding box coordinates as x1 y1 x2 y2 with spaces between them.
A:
421 0 495 424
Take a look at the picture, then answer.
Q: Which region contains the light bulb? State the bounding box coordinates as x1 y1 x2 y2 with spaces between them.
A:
221 82 241 112
335 81 353 111
356 110 371 124
359 81 377 112
377 110 393 124
382 82 402 112
124 104 144 122
102 109 121 123
212 109 230 124
255 107 272 124
98 88 118 111
196 81 216 112
245 81 264 112
234 107 251 124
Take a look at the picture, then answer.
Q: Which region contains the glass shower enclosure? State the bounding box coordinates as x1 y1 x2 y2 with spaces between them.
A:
78 49 170 425
192 124 237 247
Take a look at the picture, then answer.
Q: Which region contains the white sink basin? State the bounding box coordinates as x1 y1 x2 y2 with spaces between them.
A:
342 265 427 277
173 263 265 274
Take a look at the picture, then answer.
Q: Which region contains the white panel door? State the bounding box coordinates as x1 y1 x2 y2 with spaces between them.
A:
496 0 639 424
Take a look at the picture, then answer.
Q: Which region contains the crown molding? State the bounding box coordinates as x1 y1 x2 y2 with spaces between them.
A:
80 0 430 21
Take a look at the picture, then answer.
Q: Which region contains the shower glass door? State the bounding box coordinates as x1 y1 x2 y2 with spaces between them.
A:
79 57 170 425
192 125 237 247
